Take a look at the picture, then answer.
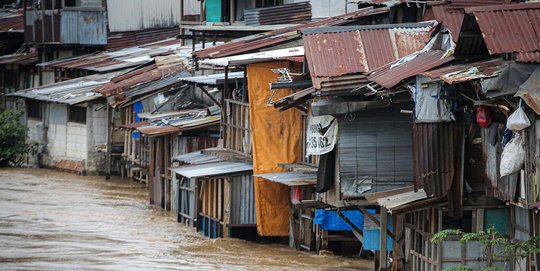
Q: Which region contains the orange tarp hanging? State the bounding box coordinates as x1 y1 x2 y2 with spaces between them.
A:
248 61 302 236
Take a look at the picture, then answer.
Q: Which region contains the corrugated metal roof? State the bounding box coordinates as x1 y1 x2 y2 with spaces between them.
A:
171 161 253 178
302 22 436 90
516 51 540 63
0 9 23 33
465 2 540 55
431 1 507 42
39 38 204 73
106 27 181 51
421 58 507 84
96 64 191 108
0 52 37 66
136 106 221 136
8 72 122 105
376 189 427 213
193 6 390 59
368 50 454 89
200 47 304 67
348 0 403 7
182 72 244 85
254 172 317 186
182 25 295 32
136 125 181 136
244 2 312 25
173 151 224 164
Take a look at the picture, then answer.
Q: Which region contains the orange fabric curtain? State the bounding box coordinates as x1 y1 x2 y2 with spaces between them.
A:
248 61 302 236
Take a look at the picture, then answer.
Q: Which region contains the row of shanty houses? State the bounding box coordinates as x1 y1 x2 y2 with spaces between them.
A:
2 0 540 270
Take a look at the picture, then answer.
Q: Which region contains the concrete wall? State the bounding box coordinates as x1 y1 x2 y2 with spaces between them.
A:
106 0 181 32
26 101 108 174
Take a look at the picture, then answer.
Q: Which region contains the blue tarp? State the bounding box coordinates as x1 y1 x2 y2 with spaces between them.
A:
314 209 373 231
363 215 393 251
132 102 143 139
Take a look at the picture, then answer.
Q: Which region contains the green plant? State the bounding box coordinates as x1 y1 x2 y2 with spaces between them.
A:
431 226 540 271
0 108 37 166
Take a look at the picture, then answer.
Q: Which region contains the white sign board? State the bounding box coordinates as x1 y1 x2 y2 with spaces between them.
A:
306 114 337 156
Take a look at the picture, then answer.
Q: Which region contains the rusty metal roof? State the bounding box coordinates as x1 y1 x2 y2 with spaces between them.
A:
39 38 198 73
106 27 180 51
431 1 508 42
193 6 390 59
368 50 454 89
0 52 37 66
421 58 507 84
516 51 540 63
465 2 540 55
0 9 23 33
302 22 436 90
136 106 221 136
244 2 312 25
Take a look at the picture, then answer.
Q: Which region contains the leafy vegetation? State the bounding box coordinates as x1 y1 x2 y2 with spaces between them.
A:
0 108 37 166
431 226 540 271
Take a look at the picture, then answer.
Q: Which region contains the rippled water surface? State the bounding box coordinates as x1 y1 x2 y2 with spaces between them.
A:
0 168 371 271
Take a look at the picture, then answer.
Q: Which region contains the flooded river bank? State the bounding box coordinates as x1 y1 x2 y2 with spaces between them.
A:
0 168 371 271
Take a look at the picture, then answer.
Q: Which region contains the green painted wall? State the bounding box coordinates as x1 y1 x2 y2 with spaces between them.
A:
206 0 222 22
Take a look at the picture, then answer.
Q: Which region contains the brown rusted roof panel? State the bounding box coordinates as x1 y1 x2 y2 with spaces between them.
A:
516 51 540 63
466 2 540 55
304 31 367 79
421 58 507 84
303 22 435 90
368 50 454 89
193 7 390 59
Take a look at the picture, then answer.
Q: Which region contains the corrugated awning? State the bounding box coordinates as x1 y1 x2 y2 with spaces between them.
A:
172 161 253 178
173 151 224 164
377 189 427 210
254 172 317 186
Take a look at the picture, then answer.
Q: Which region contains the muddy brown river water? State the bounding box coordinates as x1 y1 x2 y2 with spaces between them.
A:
0 168 371 271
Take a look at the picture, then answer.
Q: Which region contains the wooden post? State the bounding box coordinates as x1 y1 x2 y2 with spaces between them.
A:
221 66 229 141
380 207 388 271
105 105 113 180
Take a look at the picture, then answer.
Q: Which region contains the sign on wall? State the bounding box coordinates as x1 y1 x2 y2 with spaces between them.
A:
306 114 337 156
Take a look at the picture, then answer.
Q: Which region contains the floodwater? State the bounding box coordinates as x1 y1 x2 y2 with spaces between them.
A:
0 168 371 271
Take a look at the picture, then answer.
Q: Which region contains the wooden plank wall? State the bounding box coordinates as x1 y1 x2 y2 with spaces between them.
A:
223 99 251 156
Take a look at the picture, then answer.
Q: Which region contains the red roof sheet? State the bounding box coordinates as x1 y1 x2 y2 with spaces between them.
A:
303 22 435 90
465 2 540 55
192 7 390 59
516 51 540 63
431 1 507 42
368 50 454 89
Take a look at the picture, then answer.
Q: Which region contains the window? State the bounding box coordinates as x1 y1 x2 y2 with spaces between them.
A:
68 106 87 124
27 100 42 120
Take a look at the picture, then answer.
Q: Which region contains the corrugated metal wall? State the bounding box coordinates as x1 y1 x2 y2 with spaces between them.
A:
106 0 181 32
230 175 256 225
338 103 414 198
60 10 107 45
413 122 461 197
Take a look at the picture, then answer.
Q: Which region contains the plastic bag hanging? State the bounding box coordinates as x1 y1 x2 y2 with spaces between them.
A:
476 106 492 128
507 100 530 131
500 133 525 177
